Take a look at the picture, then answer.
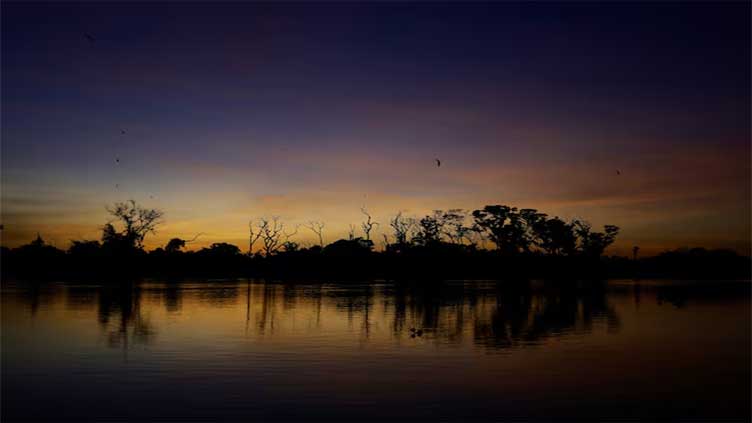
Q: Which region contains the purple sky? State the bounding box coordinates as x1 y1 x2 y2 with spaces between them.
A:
2 3 749 255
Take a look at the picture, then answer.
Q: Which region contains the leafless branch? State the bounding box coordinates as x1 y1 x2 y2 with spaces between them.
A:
283 224 300 243
360 207 379 241
304 221 325 247
185 232 204 243
389 211 415 245
248 219 264 255
260 217 284 256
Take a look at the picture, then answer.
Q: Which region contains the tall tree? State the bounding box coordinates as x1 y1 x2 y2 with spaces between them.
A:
412 213 442 246
360 207 378 241
260 217 284 256
248 219 264 255
471 205 529 254
439 209 471 245
304 221 325 247
574 220 620 258
531 217 577 256
389 212 415 246
103 200 163 249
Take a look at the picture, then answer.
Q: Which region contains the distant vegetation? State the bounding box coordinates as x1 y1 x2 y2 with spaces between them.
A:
1 200 749 280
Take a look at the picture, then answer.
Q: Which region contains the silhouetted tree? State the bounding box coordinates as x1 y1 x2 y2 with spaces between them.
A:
412 213 442 246
2 201 639 279
260 217 284 256
165 238 187 253
519 208 547 250
389 212 415 246
360 207 378 241
438 209 471 245
304 221 325 247
574 220 620 258
531 216 577 256
472 205 530 254
163 232 202 254
281 225 300 252
248 219 264 255
104 200 163 249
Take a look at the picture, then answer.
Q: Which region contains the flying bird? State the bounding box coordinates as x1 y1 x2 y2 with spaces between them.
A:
115 184 119 189
120 129 126 135
115 158 120 164
84 33 96 43
616 170 621 175
435 158 441 167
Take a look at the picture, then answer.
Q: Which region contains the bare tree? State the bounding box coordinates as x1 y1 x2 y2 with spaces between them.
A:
282 224 300 252
360 207 379 241
260 217 284 256
283 224 299 243
348 224 357 240
304 221 325 247
389 211 415 245
248 219 264 255
104 200 164 248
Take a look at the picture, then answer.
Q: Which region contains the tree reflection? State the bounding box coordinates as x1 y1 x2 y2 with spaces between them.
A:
327 281 622 350
97 283 155 353
15 279 627 352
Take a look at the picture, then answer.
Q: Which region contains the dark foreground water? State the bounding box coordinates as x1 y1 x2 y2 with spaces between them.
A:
2 279 750 422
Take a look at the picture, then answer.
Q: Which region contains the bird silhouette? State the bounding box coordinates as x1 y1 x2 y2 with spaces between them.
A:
115 184 119 189
84 33 96 43
616 170 621 175
115 158 120 164
435 158 441 167
120 129 126 135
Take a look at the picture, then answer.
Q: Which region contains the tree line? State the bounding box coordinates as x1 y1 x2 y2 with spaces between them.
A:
3 200 748 280
242 204 620 258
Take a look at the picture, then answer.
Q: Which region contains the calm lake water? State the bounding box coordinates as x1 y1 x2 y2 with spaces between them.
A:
2 279 750 421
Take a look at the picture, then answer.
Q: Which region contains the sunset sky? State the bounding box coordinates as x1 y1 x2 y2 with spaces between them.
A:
2 3 749 255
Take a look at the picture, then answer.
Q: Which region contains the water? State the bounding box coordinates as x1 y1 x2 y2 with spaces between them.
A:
2 279 749 421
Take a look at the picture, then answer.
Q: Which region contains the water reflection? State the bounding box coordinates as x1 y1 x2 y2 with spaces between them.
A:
5 280 633 352
8 280 751 353
2 279 749 421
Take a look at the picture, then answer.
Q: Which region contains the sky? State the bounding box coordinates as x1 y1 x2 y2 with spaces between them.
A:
1 2 750 255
